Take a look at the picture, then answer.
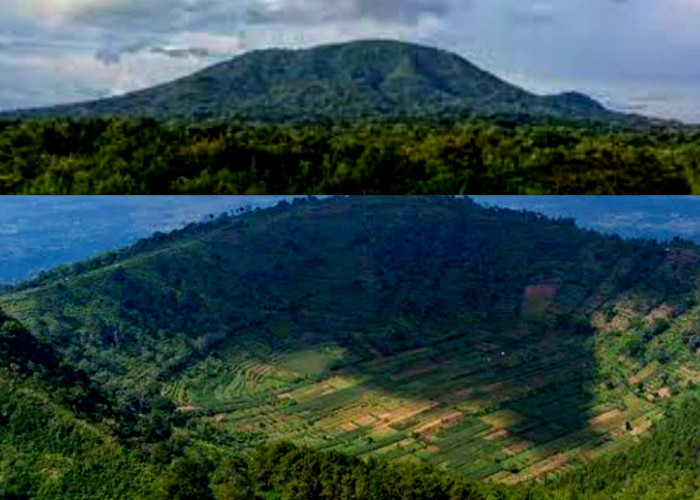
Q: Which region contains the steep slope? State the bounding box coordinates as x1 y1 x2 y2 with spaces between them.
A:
0 310 158 499
2 196 699 484
4 40 618 123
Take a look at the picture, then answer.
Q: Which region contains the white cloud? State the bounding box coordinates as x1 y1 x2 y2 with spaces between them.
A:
7 0 134 25
0 0 699 121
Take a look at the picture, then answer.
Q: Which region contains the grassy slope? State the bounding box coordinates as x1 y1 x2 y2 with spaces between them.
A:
1 196 699 488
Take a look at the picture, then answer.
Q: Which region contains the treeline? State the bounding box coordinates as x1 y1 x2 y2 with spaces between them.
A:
153 442 517 500
0 118 699 194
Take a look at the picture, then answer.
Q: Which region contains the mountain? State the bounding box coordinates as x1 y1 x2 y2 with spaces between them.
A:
3 40 620 123
1 196 699 499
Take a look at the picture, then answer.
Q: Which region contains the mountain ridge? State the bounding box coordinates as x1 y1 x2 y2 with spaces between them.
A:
2 39 623 123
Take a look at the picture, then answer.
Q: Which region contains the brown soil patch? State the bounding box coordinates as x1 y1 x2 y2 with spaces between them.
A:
481 410 521 428
523 282 558 312
657 387 671 398
591 311 611 331
391 365 436 381
502 440 532 456
341 421 359 432
629 365 656 387
385 401 440 424
589 409 621 426
442 388 473 402
415 411 464 437
489 471 519 484
354 414 378 426
610 315 631 331
523 453 569 479
631 420 653 436
679 365 700 382
176 405 200 412
374 401 440 434
645 304 674 323
484 429 510 441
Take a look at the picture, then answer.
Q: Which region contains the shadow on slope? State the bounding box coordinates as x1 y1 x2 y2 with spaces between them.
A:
2 197 697 476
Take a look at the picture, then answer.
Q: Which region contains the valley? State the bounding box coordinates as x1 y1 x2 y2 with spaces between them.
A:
0 196 698 498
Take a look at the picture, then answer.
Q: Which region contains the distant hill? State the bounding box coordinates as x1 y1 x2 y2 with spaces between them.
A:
3 40 623 123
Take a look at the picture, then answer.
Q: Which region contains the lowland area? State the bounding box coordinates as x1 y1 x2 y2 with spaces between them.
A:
0 40 699 194
0 196 698 499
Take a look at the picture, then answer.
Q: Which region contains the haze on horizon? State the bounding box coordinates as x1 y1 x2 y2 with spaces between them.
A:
0 0 699 122
2 196 700 286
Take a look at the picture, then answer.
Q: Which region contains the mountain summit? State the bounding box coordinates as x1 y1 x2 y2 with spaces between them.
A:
7 39 615 122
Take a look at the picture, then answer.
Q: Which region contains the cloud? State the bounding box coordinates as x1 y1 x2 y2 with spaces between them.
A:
510 2 555 24
150 45 210 59
55 0 450 67
94 40 211 64
243 0 450 25
1 0 700 122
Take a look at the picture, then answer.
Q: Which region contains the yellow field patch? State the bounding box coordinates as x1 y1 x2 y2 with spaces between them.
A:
391 365 438 382
340 421 359 432
484 428 509 441
630 419 653 436
480 409 521 429
589 409 621 427
502 439 533 456
414 410 465 437
629 365 656 386
657 387 671 398
354 414 379 426
518 453 568 481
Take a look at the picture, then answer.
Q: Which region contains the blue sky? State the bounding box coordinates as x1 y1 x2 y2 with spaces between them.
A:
0 0 699 121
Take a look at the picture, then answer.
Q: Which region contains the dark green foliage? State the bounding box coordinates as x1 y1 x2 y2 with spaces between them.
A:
4 40 615 124
156 453 217 500
0 117 697 194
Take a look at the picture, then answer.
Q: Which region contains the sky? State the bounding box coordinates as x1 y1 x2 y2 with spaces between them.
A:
2 195 700 285
0 1 699 121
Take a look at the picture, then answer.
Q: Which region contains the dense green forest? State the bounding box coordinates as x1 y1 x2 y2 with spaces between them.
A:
3 40 615 124
1 197 699 498
0 118 698 194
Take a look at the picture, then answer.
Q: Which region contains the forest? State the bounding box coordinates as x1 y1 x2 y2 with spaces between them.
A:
0 117 699 195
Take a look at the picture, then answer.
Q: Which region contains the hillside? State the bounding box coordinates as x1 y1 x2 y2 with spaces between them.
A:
1 196 699 497
2 40 621 123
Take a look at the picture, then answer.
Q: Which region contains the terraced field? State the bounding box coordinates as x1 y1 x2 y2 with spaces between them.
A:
162 301 699 483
